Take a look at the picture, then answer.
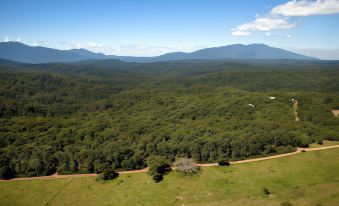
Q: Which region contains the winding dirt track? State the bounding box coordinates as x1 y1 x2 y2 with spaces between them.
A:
293 100 300 121
2 145 339 181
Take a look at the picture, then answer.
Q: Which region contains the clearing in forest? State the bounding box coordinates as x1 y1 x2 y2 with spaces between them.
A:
0 147 338 206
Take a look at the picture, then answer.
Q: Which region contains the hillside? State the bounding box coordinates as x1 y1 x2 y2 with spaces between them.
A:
144 44 316 62
1 147 338 206
0 59 338 179
0 42 106 63
0 42 316 64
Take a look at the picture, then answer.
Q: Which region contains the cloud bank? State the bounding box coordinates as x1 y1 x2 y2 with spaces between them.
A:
63 42 206 56
231 0 339 36
231 17 295 36
272 0 339 16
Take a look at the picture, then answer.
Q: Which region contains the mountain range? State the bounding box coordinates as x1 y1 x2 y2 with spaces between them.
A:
0 41 316 64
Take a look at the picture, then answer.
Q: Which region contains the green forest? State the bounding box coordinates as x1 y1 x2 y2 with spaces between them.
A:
0 59 338 178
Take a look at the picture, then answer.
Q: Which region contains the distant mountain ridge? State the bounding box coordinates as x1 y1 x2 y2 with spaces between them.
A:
0 41 316 64
141 44 317 62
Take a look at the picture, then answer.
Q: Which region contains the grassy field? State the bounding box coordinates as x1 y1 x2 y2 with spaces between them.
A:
309 140 339 148
0 148 338 206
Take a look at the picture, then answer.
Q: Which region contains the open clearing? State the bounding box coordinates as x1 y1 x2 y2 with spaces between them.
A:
309 140 339 148
3 145 339 181
0 147 338 206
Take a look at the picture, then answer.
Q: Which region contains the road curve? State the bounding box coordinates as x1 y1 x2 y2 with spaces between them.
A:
2 145 339 181
195 145 339 167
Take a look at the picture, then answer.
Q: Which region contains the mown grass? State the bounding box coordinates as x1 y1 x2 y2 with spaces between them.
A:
309 140 339 148
0 148 338 206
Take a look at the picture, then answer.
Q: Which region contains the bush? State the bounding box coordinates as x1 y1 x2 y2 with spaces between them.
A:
218 158 230 166
152 174 163 182
99 168 119 181
263 187 270 195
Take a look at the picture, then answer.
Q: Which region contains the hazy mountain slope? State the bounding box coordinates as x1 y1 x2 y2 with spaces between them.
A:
147 44 316 62
0 42 109 63
0 42 316 63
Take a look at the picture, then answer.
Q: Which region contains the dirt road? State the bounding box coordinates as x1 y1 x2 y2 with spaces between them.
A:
195 145 339 167
2 145 339 181
293 100 300 121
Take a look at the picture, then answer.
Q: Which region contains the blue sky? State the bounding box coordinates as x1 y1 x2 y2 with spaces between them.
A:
1 0 339 57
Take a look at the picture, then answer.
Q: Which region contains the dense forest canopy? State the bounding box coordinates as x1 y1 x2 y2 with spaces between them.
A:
0 59 338 178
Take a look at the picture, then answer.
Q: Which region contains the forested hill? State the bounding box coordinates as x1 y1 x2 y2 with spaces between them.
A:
0 59 338 178
2 59 338 91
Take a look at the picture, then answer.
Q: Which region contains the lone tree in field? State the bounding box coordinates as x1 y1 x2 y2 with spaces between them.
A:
147 156 171 182
173 158 199 175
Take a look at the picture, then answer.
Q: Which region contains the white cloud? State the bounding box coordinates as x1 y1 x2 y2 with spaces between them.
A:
75 42 105 50
4 36 10 42
231 0 339 36
30 41 47 47
62 41 206 56
231 17 295 36
231 30 251 36
265 32 271 36
287 34 292 38
272 0 339 16
16 38 21 42
111 44 206 56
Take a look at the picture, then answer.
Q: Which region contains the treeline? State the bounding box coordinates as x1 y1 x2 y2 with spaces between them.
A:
0 60 338 179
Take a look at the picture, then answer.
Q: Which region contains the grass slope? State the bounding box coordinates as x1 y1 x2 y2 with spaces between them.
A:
0 148 338 206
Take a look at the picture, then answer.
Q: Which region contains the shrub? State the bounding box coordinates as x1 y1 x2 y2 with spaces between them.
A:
99 168 119 181
152 174 163 182
263 187 270 195
218 158 230 166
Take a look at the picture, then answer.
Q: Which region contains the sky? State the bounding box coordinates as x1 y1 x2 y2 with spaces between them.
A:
1 0 339 58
